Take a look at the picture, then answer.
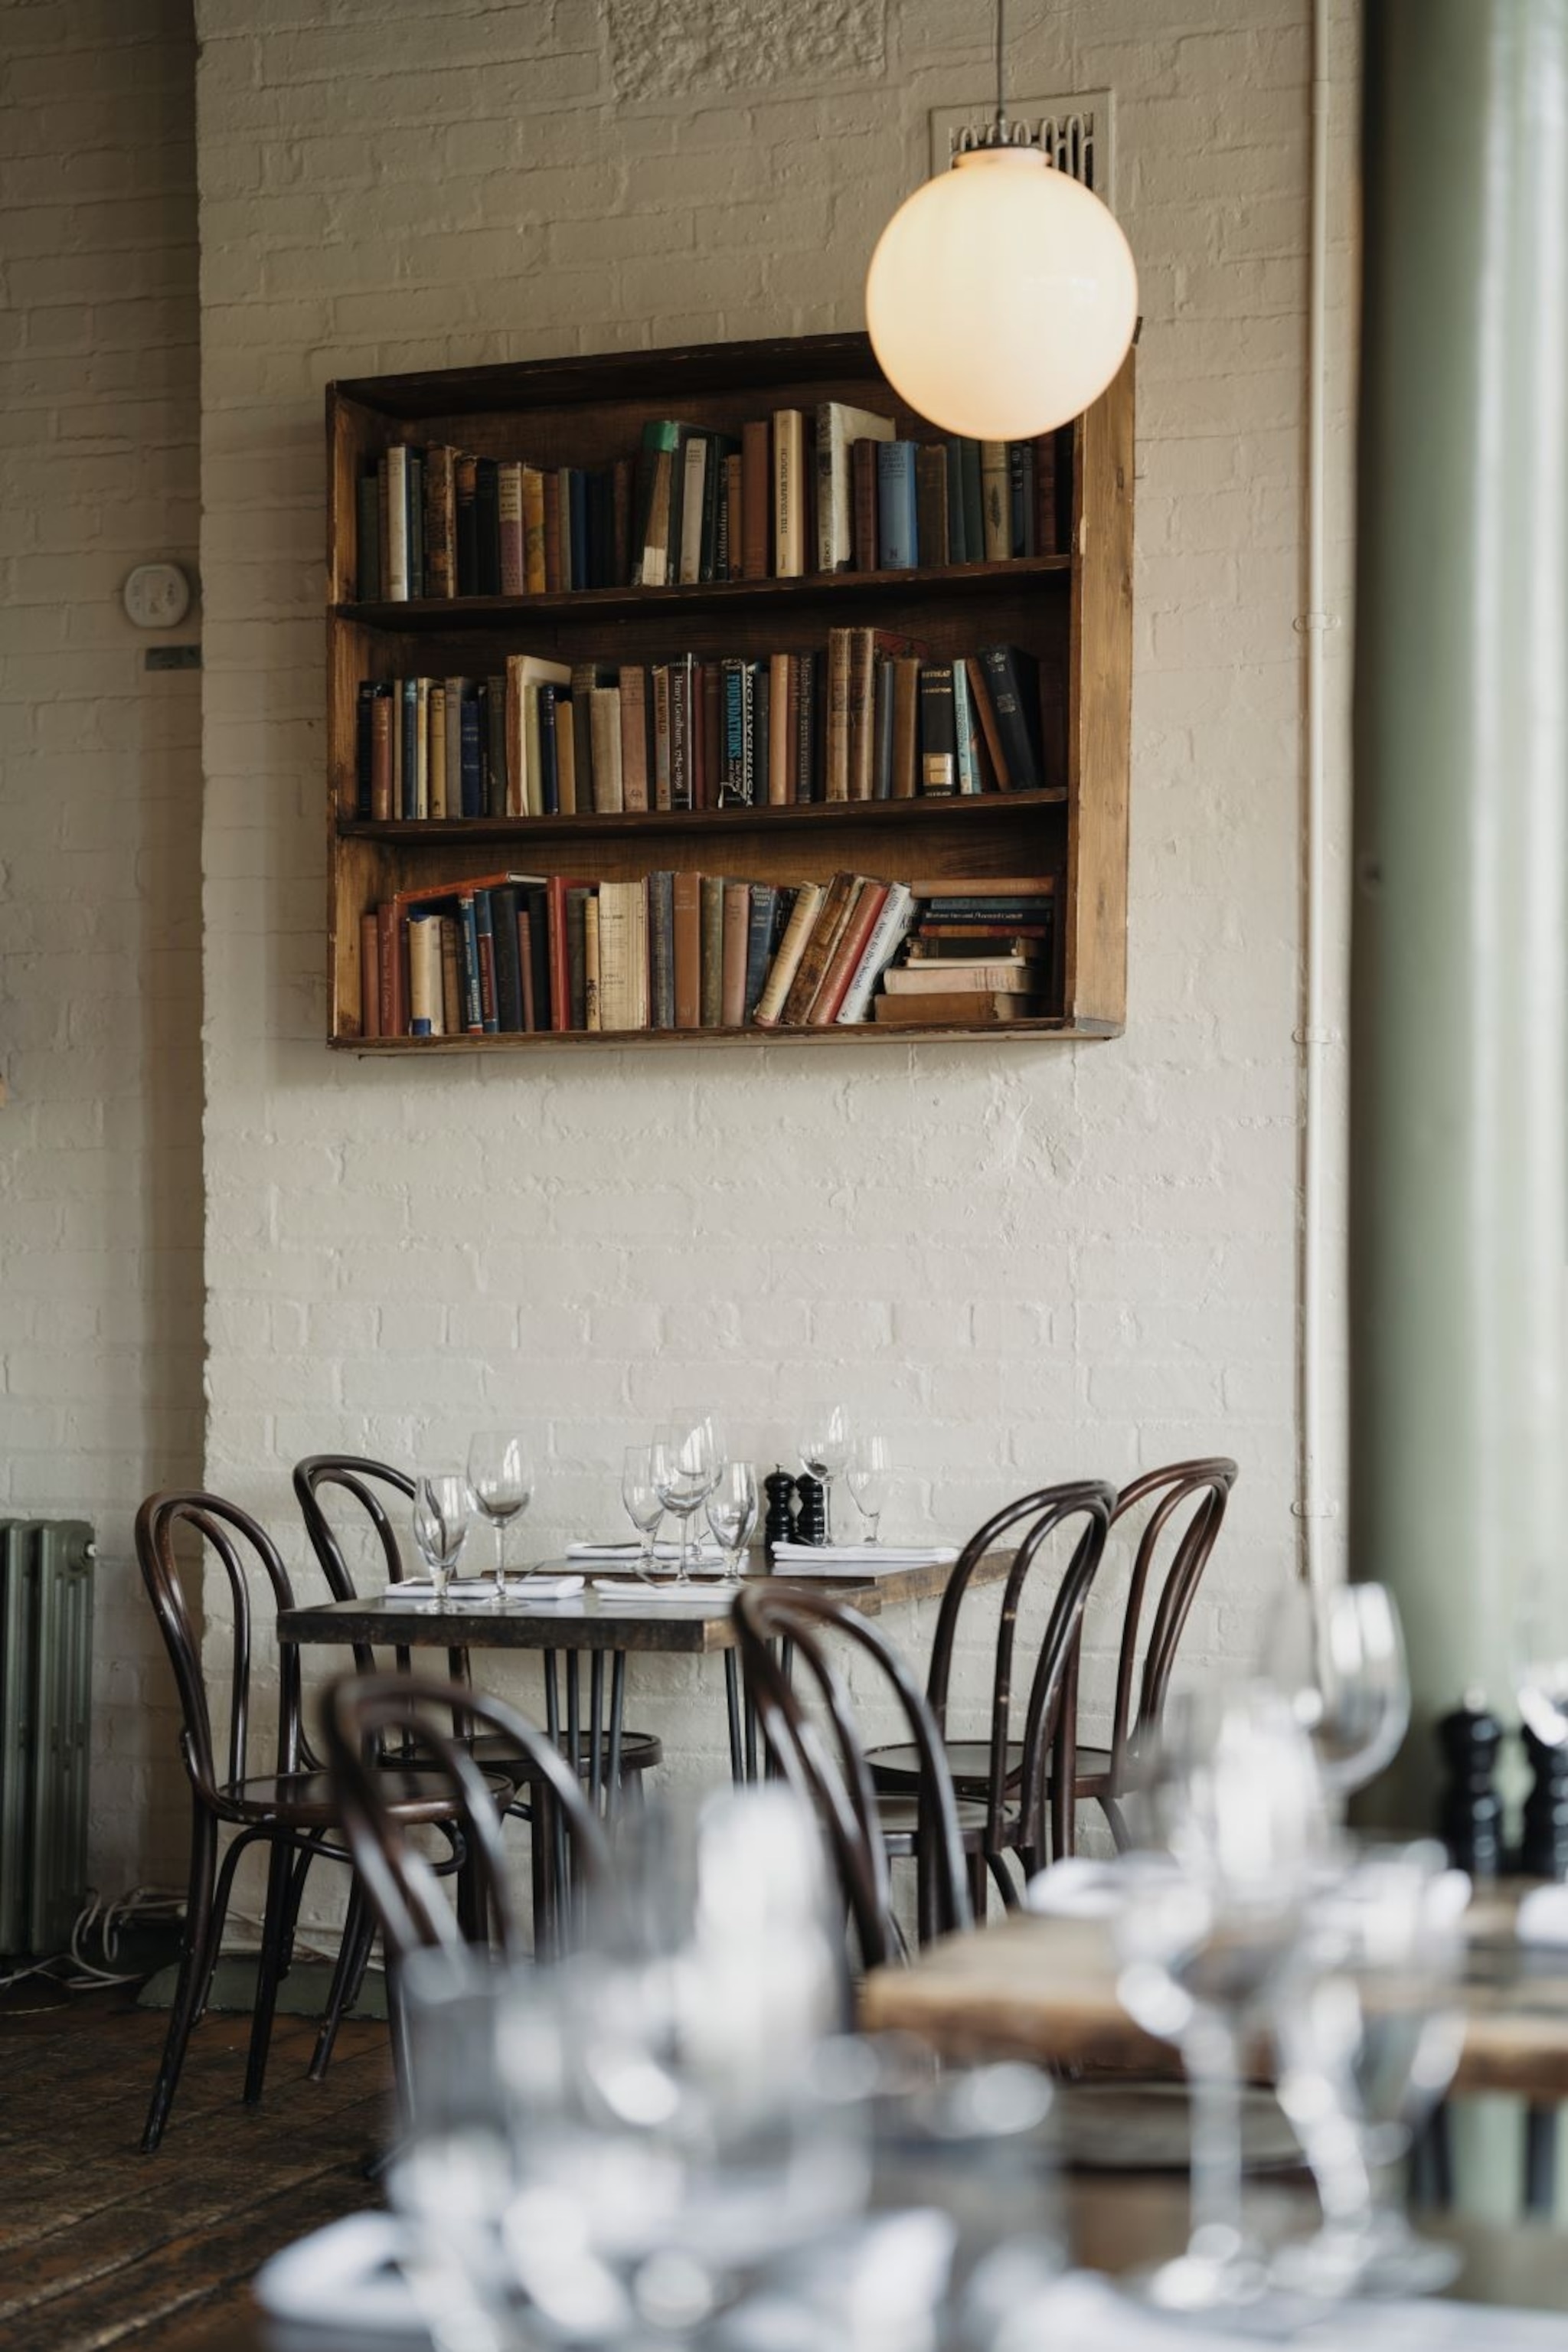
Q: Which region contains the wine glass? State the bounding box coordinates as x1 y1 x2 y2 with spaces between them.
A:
798 1404 850 1546
1114 1681 1328 2311
1515 1563 1568 1750
1268 1579 1411 1804
621 1445 665 1583
1272 1838 1469 2295
466 1431 534 1602
845 1432 891 1545
706 1462 760 1585
651 1416 722 1585
411 1470 473 1609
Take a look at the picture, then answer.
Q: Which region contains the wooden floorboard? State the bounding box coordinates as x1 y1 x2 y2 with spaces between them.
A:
0 1985 391 2352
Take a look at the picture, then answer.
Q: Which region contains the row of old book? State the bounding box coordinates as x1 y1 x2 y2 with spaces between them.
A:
351 637 1054 825
352 403 1067 603
360 871 1057 1040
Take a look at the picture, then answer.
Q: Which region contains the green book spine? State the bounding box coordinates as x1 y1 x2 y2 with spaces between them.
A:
355 472 381 601
699 874 725 1027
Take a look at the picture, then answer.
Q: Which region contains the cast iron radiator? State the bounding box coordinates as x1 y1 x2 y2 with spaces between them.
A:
0 1521 94 1956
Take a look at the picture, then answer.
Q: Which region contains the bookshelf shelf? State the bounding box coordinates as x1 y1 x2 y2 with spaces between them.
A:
338 788 1069 848
335 554 1073 635
325 332 1132 1052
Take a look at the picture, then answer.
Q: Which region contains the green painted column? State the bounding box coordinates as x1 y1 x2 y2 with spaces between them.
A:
1351 0 1568 1821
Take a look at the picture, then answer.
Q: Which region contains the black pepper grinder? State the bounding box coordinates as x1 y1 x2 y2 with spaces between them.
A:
1521 1722 1568 1880
794 1474 828 1548
763 1468 798 1566
1436 1692 1504 1880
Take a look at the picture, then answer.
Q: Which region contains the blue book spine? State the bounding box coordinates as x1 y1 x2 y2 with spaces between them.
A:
456 894 483 1034
569 470 589 592
877 441 919 570
473 890 498 1034
400 679 419 819
721 662 746 802
945 438 966 562
459 688 482 817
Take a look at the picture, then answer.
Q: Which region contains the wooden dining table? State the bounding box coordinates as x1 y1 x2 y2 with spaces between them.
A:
276 1549 998 1794
859 1892 1568 2104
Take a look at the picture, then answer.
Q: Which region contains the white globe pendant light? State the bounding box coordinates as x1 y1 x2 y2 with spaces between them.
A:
864 8 1138 440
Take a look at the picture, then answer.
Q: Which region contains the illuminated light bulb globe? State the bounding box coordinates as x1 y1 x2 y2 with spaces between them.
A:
865 147 1138 440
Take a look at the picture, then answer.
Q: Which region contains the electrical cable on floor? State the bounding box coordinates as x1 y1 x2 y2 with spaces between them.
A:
0 1882 383 2010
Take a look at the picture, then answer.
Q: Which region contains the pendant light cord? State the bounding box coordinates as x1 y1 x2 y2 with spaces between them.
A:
995 0 1007 135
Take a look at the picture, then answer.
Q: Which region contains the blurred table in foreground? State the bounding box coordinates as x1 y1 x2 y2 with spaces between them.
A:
861 1896 1568 2101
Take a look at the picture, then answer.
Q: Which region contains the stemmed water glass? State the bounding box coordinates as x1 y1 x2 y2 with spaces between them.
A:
845 1433 891 1545
652 1416 722 1585
706 1462 760 1585
1272 1838 1469 2296
411 1470 473 1609
1113 1681 1328 2311
466 1431 534 1602
798 1404 850 1546
621 1445 665 1583
1269 1579 1412 1804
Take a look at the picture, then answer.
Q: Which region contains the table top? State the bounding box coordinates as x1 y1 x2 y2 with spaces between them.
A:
277 1550 992 1655
860 1893 1568 2103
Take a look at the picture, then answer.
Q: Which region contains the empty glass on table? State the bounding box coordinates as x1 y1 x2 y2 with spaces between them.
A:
467 1432 534 1602
411 1470 473 1608
798 1404 850 1545
621 1444 666 1583
845 1432 891 1544
651 1416 722 1584
706 1461 760 1585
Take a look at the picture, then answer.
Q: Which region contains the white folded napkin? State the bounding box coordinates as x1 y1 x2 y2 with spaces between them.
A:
385 1573 583 1603
568 1539 726 1563
591 1578 731 1602
771 1542 959 1571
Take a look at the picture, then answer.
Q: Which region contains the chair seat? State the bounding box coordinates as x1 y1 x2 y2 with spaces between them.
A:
875 1790 991 1852
868 1738 1117 1798
408 1728 662 1781
222 1765 506 1830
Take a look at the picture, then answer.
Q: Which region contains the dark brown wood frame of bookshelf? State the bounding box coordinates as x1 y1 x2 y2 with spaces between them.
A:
325 332 1132 1053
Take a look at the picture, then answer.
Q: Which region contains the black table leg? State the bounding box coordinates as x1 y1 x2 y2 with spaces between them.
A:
589 1650 605 1813
542 1650 560 1746
1525 2105 1558 2214
607 1651 626 1818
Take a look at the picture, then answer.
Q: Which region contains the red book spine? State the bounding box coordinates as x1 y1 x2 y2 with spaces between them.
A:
741 420 769 579
359 911 381 1038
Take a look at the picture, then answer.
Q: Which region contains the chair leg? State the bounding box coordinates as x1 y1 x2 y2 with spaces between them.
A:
141 1804 220 2154
243 1836 295 2105
309 1881 375 2083
985 1851 1021 1910
966 1850 990 1926
194 1823 260 2024
1098 1794 1132 1853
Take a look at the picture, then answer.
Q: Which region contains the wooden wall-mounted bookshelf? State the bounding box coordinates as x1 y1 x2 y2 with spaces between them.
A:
325 332 1132 1052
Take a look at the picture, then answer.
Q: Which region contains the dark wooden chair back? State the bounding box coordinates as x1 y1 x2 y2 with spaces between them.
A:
1106 1459 1237 1784
294 1452 472 1698
136 1490 305 1810
733 1586 972 1969
321 1669 609 1961
921 1481 1116 1860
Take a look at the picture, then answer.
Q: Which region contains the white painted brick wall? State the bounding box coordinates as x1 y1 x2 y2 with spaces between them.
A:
187 0 1357 1906
0 0 204 1894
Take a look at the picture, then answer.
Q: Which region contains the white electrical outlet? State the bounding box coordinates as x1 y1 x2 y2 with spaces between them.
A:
927 90 1115 199
122 562 193 629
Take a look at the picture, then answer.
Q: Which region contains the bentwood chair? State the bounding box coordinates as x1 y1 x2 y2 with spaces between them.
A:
733 1586 974 1969
321 1670 610 1965
864 1480 1116 1902
134 1491 498 2153
869 1463 1235 1886
293 1454 665 1792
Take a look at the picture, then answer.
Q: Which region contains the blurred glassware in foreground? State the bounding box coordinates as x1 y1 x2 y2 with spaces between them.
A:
411 1469 473 1608
1515 1564 1568 1754
1268 1579 1412 1802
1115 1681 1328 2311
1272 1838 1469 2296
